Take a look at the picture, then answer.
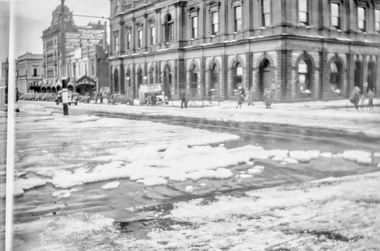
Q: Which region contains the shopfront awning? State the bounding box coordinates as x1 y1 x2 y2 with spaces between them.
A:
76 75 96 88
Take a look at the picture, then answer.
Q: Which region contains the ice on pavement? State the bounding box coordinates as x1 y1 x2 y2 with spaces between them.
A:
14 177 51 196
101 181 120 190
343 150 372 162
13 114 379 195
52 188 78 198
289 151 311 162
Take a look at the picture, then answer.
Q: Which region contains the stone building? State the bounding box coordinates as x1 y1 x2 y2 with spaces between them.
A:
66 44 110 95
108 0 380 102
16 52 44 94
41 4 108 94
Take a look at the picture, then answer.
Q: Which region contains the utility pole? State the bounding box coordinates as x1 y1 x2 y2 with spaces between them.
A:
60 0 68 115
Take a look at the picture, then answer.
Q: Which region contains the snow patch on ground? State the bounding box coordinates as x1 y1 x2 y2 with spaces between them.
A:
52 189 78 198
343 150 371 161
101 181 120 190
14 177 51 196
289 151 311 162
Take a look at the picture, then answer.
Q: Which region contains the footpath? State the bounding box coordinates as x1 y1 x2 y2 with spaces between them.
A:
24 97 380 138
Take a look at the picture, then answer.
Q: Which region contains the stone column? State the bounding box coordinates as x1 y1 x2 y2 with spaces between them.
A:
221 54 228 100
376 56 380 96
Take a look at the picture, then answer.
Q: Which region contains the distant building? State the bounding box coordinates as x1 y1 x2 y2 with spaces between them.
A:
41 4 108 94
66 44 109 95
109 0 380 102
16 52 44 94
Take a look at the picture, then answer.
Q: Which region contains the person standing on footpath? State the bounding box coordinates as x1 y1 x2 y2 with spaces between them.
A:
367 88 375 111
246 87 254 106
263 88 272 109
236 91 244 109
180 89 187 109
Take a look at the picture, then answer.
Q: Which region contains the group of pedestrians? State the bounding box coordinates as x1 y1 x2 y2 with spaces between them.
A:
349 86 375 110
236 87 272 109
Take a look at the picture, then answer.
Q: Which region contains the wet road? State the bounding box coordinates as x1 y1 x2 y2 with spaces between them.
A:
3 102 380 250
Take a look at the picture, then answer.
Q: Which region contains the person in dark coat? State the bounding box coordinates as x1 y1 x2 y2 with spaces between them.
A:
349 87 361 110
180 89 187 109
263 88 272 109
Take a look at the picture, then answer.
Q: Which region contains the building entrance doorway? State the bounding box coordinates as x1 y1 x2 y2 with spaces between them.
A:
259 59 271 98
163 65 172 99
114 69 119 93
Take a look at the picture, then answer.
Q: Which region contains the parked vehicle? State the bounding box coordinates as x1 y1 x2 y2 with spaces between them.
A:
108 94 134 105
55 91 78 105
22 93 38 101
156 94 169 105
78 94 91 103
34 93 46 101
41 93 57 102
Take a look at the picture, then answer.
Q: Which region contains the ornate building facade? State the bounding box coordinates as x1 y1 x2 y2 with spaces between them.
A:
41 4 108 94
109 0 380 102
16 52 44 94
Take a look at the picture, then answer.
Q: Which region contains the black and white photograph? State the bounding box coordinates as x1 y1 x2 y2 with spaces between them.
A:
0 0 380 250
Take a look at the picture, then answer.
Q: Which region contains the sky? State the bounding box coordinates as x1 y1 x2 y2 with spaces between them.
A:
7 0 110 58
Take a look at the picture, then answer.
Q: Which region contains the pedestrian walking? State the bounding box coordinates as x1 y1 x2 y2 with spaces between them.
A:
236 91 244 109
367 88 375 111
263 88 272 109
92 91 98 104
246 88 254 106
99 92 103 104
180 89 187 109
349 86 361 110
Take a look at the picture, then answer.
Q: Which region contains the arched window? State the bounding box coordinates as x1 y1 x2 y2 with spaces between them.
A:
210 64 218 90
149 68 154 84
165 14 174 43
137 69 143 89
354 60 362 90
125 70 131 88
367 61 375 92
190 65 198 90
330 61 341 91
233 62 243 91
298 59 310 92
114 69 119 93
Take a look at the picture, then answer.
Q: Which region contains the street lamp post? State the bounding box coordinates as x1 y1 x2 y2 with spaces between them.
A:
60 0 68 115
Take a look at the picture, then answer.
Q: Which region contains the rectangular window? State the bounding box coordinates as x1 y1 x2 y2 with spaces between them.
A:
331 3 340 28
33 68 37 77
114 33 119 52
262 0 271 27
211 12 219 34
126 33 131 50
91 61 95 76
358 7 366 31
168 23 173 42
150 27 155 45
191 16 198 38
234 6 242 32
299 0 308 25
47 69 54 78
138 30 143 48
376 9 380 32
